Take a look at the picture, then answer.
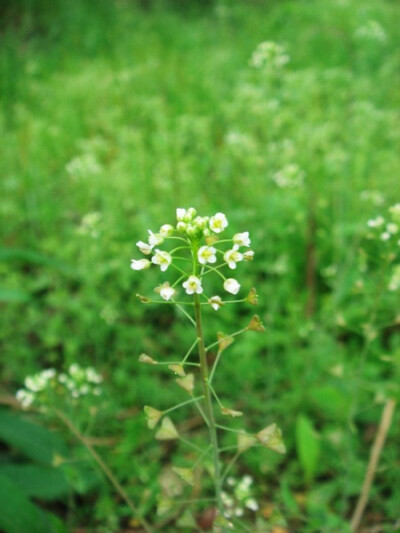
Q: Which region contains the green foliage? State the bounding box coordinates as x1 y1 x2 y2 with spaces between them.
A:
1 0 400 529
295 415 320 484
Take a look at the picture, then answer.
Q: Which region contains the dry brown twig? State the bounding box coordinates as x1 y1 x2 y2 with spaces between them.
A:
350 398 396 532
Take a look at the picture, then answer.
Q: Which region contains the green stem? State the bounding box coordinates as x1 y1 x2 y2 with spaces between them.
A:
163 396 204 416
193 293 224 517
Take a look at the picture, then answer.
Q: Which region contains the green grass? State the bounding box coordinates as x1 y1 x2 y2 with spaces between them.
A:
1 0 400 530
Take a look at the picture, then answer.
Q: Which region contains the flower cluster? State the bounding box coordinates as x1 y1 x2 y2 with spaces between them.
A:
365 203 400 293
249 41 290 70
355 20 387 44
222 475 259 519
272 163 305 189
131 208 255 309
16 364 103 408
367 203 400 244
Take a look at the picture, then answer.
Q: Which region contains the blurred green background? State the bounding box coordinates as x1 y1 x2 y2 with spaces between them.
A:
1 0 400 531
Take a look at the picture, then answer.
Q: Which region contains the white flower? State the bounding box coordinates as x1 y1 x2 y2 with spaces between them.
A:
224 278 240 295
245 498 259 511
242 475 253 486
136 240 153 255
183 275 203 295
380 232 390 241
16 389 34 408
24 375 46 392
367 216 385 228
208 295 223 310
243 250 254 261
209 212 228 233
86 367 103 384
151 249 172 272
148 230 164 247
198 245 217 265
41 369 56 380
224 246 243 269
156 282 176 301
233 232 251 247
176 208 187 221
159 224 174 237
387 223 398 234
177 221 187 232
131 258 151 271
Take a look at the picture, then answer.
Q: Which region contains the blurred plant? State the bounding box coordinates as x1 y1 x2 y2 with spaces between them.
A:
16 366 154 533
132 207 286 529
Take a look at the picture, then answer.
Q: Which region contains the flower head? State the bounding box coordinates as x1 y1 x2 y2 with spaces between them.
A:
148 230 164 247
183 275 203 295
159 224 174 237
209 212 228 233
224 247 243 269
131 258 151 271
224 278 240 295
155 282 176 301
233 232 251 247
198 245 217 265
136 241 153 255
208 295 223 310
243 250 254 261
151 249 172 272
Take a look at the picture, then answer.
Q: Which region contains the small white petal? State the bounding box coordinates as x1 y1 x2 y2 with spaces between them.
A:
198 245 217 265
224 278 240 295
233 232 251 247
209 212 228 233
151 249 172 271
183 275 203 295
131 259 151 271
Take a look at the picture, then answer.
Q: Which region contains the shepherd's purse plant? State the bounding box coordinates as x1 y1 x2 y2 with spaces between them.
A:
131 207 286 529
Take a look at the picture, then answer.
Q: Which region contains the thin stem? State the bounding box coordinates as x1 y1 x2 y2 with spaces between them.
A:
178 434 209 454
163 396 204 416
206 327 248 352
193 293 224 516
156 361 200 367
350 399 396 532
209 351 223 385
182 338 199 364
209 382 223 408
216 424 246 435
53 409 153 533
176 303 196 326
221 451 241 484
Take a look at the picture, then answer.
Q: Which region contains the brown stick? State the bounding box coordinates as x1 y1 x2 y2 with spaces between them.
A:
350 399 396 532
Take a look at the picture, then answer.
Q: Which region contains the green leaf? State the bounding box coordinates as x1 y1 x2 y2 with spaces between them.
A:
295 415 320 484
310 386 351 422
0 474 66 533
0 289 30 303
0 410 68 466
0 464 69 500
0 247 71 274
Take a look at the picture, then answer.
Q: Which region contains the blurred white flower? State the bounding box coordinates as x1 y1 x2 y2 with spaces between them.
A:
131 259 151 271
233 232 251 247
